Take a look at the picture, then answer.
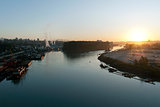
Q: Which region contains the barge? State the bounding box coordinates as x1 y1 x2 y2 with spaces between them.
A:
6 66 26 80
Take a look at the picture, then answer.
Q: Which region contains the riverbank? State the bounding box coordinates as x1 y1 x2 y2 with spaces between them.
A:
98 52 160 82
0 48 53 83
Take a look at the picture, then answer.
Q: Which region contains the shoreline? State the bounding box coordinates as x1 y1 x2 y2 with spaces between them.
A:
98 52 160 82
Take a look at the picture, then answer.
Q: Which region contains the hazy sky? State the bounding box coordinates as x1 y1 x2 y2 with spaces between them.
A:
0 0 160 41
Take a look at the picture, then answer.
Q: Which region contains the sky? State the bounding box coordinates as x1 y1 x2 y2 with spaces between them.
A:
0 0 160 41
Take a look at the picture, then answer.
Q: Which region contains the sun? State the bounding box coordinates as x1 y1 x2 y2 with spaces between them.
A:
129 31 147 41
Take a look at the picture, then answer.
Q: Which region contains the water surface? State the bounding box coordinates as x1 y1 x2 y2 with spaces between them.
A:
0 51 160 107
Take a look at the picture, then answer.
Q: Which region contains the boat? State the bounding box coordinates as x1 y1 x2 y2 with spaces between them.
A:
12 66 26 76
28 61 32 66
6 67 26 80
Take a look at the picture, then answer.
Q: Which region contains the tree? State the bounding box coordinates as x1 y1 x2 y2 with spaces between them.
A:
138 56 148 65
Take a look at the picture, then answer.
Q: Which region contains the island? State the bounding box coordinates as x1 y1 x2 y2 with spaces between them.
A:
63 41 113 53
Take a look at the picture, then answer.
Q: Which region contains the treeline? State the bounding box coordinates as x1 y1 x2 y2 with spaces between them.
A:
124 43 160 50
63 41 113 53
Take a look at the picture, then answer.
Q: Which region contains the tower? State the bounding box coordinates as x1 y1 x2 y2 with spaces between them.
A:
45 39 50 47
45 33 50 47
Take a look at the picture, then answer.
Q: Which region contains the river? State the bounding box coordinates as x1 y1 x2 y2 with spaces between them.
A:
0 51 160 107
